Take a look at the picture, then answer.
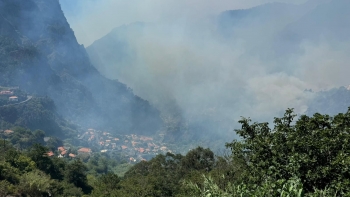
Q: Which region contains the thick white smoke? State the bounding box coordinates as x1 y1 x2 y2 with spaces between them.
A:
59 0 348 142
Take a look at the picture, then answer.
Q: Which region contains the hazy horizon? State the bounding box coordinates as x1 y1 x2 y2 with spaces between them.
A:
60 0 308 46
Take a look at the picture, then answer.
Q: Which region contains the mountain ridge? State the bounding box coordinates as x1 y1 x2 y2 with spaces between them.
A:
0 0 163 135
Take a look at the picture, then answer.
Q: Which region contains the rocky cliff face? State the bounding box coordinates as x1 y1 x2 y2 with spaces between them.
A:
0 0 162 135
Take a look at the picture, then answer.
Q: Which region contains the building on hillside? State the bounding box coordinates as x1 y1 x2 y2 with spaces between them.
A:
78 147 92 154
69 153 76 158
4 130 14 135
61 150 67 156
46 151 54 157
9 96 18 102
58 147 65 152
0 91 13 95
57 147 67 158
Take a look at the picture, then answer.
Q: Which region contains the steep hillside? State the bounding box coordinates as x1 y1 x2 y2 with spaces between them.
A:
86 22 145 80
0 0 162 135
0 96 78 138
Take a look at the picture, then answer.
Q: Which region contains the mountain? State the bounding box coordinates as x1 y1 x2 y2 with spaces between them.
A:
306 87 350 116
218 2 300 37
85 0 338 139
276 0 350 54
0 0 162 135
86 22 146 81
218 0 334 55
87 0 340 85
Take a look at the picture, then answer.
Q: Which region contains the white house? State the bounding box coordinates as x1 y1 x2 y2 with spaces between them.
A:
9 96 18 102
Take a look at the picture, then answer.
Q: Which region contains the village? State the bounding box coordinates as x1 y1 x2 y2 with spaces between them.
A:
18 128 174 164
0 86 173 164
1 127 176 164
77 128 173 163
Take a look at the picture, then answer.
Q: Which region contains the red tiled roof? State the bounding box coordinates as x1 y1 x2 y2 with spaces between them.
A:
69 153 76 158
121 145 128 150
138 148 145 153
58 147 65 152
78 148 91 153
61 150 67 155
46 151 54 157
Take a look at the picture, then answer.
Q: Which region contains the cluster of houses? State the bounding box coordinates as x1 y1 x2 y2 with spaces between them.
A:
80 129 173 163
45 146 93 159
1 129 94 160
0 90 18 102
2 125 174 164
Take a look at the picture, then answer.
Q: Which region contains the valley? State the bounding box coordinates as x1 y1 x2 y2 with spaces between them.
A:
0 0 350 196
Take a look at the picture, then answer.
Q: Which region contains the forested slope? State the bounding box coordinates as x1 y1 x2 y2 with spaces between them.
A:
2 109 350 196
0 0 162 135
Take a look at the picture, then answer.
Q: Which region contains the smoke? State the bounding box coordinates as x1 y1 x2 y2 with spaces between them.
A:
59 0 308 46
59 0 348 142
295 41 350 90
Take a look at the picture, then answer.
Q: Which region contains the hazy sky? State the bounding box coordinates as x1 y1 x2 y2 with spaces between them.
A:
59 0 308 46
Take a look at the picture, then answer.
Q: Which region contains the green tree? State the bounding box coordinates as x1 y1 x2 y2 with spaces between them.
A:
91 173 120 196
17 170 54 197
33 129 45 144
226 108 350 195
27 144 63 180
65 159 92 194
181 147 215 172
0 161 19 184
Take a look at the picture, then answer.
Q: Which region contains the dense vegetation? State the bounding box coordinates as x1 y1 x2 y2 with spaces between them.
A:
0 96 78 138
1 108 350 196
